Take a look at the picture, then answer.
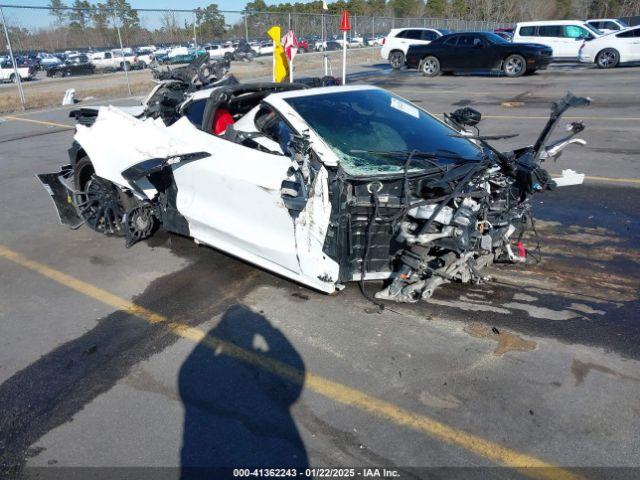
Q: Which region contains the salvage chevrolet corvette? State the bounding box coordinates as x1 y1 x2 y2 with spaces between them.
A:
38 59 590 302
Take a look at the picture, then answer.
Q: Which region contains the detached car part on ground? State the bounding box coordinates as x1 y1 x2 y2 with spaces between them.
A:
38 62 590 302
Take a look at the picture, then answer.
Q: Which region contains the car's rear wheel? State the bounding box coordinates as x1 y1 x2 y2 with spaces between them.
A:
74 157 132 236
596 48 619 69
389 51 405 69
55 70 64 78
419 56 441 77
503 54 526 77
9 73 17 83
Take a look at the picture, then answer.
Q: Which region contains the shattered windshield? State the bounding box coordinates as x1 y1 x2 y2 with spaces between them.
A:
284 89 483 176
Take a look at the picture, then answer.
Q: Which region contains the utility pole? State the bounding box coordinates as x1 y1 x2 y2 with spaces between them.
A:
0 6 26 110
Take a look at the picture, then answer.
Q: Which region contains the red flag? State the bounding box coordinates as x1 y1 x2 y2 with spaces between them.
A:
340 11 351 31
281 30 299 62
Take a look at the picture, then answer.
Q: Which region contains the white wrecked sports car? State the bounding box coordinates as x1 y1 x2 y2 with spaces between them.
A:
39 81 589 302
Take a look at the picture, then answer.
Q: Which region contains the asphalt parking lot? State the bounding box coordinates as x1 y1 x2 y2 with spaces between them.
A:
1 64 639 479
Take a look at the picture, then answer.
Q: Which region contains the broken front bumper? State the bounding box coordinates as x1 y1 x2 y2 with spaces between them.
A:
36 165 83 229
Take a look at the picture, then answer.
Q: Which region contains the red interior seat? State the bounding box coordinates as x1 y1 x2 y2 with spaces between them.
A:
212 108 234 135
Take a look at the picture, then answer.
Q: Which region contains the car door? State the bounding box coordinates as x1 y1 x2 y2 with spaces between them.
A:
438 35 460 69
563 25 594 58
66 58 78 75
393 29 424 55
171 135 301 273
78 57 89 74
450 35 486 70
615 27 640 62
630 28 640 62
169 105 336 292
0 61 10 81
537 25 567 57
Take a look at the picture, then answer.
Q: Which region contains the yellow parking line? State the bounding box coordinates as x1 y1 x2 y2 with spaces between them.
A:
0 243 581 480
483 115 640 121
584 175 640 185
3 116 74 130
394 89 640 96
550 173 640 185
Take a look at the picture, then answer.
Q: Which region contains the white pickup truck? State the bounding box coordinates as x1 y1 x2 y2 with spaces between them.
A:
0 59 34 83
204 44 235 59
90 49 150 71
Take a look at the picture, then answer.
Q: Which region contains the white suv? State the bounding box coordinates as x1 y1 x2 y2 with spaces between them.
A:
381 28 448 68
586 18 630 34
513 21 601 60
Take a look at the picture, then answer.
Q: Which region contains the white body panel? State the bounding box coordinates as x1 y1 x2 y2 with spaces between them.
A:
90 51 118 70
73 105 340 293
514 20 601 59
0 63 31 81
205 45 234 58
579 26 640 64
380 28 443 60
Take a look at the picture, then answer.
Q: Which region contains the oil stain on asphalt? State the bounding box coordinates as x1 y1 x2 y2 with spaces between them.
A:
0 235 266 477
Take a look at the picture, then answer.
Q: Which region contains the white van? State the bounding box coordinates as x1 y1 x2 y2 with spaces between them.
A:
513 20 601 60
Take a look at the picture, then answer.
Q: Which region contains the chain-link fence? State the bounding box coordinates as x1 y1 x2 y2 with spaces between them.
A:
0 4 513 112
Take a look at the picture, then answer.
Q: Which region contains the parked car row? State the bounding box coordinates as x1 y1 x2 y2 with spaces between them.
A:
382 17 639 76
511 19 639 68
313 34 378 51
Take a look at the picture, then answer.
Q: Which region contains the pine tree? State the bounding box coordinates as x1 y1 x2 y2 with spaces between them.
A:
425 0 446 17
48 0 68 25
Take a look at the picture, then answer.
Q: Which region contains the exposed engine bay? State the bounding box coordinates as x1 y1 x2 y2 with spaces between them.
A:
37 54 590 303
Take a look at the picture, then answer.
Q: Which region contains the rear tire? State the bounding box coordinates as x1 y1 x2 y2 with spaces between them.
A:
596 48 619 69
503 54 526 77
74 157 133 236
10 74 17 83
389 50 405 69
419 56 441 77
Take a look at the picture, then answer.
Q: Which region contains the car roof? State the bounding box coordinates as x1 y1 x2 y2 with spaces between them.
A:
586 18 622 22
389 27 441 33
517 20 591 26
442 31 488 35
269 84 380 101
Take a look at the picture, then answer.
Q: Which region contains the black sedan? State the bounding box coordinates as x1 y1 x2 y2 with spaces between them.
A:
405 32 552 77
46 54 95 78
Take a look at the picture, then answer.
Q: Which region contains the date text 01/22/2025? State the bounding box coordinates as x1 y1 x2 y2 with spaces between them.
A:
233 468 401 478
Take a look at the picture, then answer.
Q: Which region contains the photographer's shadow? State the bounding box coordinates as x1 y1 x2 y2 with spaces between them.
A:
179 305 308 476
